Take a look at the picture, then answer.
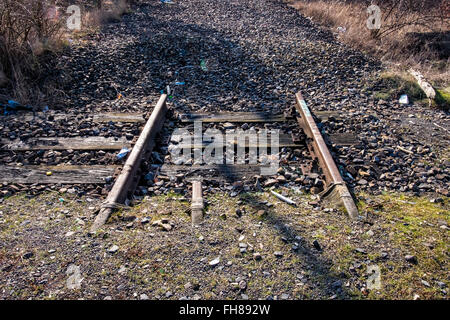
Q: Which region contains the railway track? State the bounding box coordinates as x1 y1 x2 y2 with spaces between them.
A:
0 92 360 231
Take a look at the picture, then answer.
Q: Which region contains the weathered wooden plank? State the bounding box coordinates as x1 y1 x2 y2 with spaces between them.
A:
160 164 265 181
3 112 145 123
314 111 377 121
314 111 342 121
0 165 117 184
172 133 305 149
1 136 131 151
93 113 145 123
328 133 359 146
179 112 287 123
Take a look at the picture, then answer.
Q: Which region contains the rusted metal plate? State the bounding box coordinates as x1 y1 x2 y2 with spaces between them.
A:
295 92 358 219
0 165 116 184
179 112 287 123
1 136 130 151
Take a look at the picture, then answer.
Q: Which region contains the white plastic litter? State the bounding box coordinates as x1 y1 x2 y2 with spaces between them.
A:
270 190 296 206
399 94 409 104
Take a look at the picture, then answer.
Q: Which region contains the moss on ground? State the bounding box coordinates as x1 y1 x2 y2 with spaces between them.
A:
374 72 427 103
434 88 450 109
0 190 448 299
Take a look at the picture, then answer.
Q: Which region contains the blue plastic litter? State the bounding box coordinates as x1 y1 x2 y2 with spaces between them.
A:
117 148 130 159
1 100 32 115
200 60 208 71
144 172 154 181
8 100 20 108
175 81 185 85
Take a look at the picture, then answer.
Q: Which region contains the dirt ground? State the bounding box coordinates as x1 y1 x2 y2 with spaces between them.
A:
0 190 448 300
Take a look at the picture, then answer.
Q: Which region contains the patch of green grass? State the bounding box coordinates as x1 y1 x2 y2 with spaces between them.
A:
361 193 449 299
434 88 450 109
374 72 426 103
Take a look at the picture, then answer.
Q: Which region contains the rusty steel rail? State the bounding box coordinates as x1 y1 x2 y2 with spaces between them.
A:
295 92 359 219
191 181 204 225
90 94 168 232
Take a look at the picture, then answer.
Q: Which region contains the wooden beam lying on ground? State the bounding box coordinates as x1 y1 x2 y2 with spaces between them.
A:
179 112 288 123
1 136 130 151
0 165 116 184
2 112 145 123
160 164 266 181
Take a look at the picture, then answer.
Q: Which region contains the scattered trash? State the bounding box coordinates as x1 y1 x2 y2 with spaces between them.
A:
59 198 65 203
8 100 20 109
1 100 32 115
161 0 174 3
116 148 130 159
46 171 53 176
399 94 409 104
433 122 450 133
209 256 220 266
270 190 296 206
337 26 347 33
108 245 119 253
66 264 83 290
166 85 171 95
117 93 123 100
397 146 414 155
174 81 185 85
43 105 49 112
200 59 208 71
144 172 154 181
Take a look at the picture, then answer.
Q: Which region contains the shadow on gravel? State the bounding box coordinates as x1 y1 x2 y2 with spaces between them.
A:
239 192 351 299
60 1 375 114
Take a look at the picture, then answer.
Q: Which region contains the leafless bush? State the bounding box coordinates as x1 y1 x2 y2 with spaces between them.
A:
0 0 65 105
84 0 131 27
289 0 449 83
369 0 448 39
0 0 134 106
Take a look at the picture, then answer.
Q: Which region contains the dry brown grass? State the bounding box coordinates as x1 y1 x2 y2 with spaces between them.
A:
287 0 450 86
0 0 66 106
0 0 133 108
84 0 131 28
